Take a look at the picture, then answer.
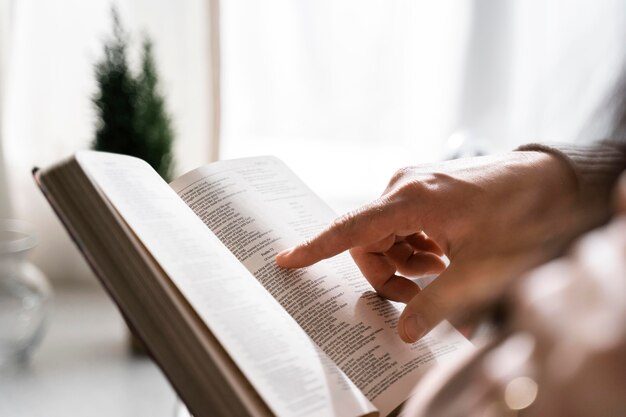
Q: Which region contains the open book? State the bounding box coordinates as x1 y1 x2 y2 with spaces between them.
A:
35 152 472 417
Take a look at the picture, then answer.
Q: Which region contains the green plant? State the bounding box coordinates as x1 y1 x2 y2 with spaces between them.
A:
92 8 174 181
135 39 174 181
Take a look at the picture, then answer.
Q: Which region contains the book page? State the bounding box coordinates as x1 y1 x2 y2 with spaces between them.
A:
171 156 473 417
76 151 377 417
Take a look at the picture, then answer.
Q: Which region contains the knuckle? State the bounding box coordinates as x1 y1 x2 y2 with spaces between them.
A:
395 179 424 199
301 237 314 249
388 180 428 217
333 212 355 231
387 167 413 189
331 213 359 246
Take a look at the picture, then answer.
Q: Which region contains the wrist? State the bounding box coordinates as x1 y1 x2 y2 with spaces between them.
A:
517 142 626 208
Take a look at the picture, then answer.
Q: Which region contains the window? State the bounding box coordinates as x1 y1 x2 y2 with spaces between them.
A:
220 1 470 212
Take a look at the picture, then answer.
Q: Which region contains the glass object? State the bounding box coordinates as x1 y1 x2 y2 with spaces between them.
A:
0 219 51 367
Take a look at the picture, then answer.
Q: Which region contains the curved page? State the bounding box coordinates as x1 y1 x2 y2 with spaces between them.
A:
76 151 376 417
171 156 473 417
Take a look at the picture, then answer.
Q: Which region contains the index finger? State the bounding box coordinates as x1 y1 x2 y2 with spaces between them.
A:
276 198 414 268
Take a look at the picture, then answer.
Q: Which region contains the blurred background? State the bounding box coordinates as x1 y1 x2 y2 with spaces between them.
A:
1 0 625 284
0 0 625 415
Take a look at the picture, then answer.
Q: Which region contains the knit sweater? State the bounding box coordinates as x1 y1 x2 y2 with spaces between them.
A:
518 142 626 206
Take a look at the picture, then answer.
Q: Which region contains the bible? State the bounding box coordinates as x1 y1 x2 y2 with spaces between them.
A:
34 151 472 417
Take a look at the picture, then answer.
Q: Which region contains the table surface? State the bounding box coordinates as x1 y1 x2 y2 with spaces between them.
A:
0 284 178 417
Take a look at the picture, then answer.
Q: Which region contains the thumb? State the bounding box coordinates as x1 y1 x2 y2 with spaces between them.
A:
397 255 527 343
397 271 456 343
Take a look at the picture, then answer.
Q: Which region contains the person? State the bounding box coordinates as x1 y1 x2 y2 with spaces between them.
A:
276 141 625 342
276 85 626 344
274 40 626 417
275 108 626 417
396 174 626 417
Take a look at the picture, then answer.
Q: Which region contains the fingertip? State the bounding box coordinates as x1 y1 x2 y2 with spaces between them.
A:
399 314 427 343
433 255 448 271
276 246 318 268
275 248 295 268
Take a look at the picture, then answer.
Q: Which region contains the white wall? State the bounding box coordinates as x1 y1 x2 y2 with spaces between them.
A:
2 0 216 282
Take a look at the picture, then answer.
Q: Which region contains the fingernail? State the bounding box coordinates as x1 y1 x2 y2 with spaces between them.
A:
275 248 295 266
276 248 293 259
403 314 426 342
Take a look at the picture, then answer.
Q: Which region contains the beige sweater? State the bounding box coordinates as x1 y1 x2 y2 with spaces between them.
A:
518 142 626 206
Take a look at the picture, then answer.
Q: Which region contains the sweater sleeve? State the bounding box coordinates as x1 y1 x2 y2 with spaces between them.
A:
517 142 626 204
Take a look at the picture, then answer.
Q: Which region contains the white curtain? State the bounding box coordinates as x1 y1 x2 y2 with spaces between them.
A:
2 0 624 282
1 0 218 282
452 0 626 152
220 1 472 212
220 0 626 212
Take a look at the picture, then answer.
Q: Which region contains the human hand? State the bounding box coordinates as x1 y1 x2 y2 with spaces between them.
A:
277 151 584 342
401 190 626 417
